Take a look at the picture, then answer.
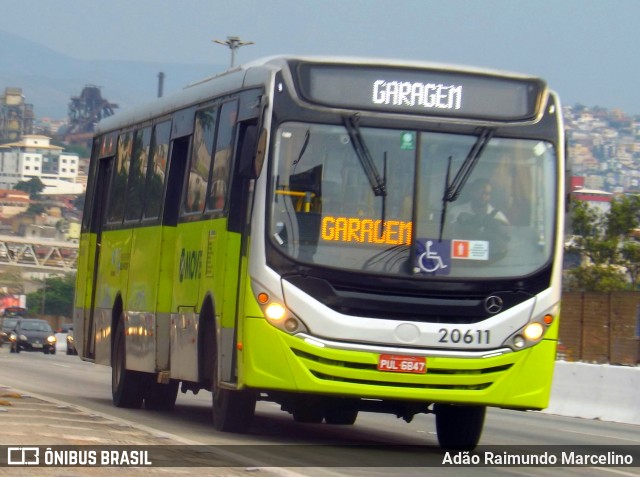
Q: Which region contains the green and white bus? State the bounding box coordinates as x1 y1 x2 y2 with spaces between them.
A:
74 56 565 449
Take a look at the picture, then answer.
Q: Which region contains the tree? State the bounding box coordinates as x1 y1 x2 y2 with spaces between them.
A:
620 241 640 290
14 177 45 199
565 196 640 291
26 274 75 317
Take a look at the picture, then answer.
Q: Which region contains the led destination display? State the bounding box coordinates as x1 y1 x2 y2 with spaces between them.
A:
295 63 546 121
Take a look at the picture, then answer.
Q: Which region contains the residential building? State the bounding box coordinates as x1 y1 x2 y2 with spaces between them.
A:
0 189 29 218
0 135 83 194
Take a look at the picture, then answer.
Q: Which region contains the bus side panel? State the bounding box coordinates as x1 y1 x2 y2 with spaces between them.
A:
169 220 212 382
93 228 133 366
73 231 95 358
125 224 163 373
216 230 242 383
155 225 177 371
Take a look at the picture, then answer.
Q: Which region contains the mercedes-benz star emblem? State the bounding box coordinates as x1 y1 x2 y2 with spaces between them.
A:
484 295 504 314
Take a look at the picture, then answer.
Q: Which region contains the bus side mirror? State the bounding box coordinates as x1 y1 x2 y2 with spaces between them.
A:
238 125 267 179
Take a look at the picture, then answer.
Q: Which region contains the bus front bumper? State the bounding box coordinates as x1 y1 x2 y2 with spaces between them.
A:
241 318 556 410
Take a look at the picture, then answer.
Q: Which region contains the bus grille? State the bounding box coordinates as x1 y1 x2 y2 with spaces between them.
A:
292 348 512 391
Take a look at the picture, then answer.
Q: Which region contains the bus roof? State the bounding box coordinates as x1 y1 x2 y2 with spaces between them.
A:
95 55 549 134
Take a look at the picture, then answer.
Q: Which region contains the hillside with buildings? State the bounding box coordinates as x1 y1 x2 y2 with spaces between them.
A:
565 105 640 197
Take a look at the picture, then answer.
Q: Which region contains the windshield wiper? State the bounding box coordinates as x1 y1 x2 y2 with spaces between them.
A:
343 114 387 197
438 127 495 241
291 128 310 173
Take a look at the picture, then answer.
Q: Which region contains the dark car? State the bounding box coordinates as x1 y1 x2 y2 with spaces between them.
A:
0 317 21 346
66 328 77 355
9 319 57 354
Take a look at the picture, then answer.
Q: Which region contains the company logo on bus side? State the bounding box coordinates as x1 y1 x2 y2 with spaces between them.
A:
179 248 203 282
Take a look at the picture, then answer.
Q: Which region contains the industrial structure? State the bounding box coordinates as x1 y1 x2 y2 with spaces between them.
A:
0 87 35 143
63 85 118 147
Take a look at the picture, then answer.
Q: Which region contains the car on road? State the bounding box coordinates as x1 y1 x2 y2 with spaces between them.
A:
55 322 74 354
66 327 77 355
0 317 21 346
9 319 57 354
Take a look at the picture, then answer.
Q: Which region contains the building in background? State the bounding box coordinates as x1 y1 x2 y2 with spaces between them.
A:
0 87 35 143
0 135 83 194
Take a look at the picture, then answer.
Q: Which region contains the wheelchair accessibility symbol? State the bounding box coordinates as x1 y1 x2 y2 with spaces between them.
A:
415 239 451 275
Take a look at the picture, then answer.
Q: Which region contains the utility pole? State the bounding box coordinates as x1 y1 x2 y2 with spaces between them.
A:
213 36 254 68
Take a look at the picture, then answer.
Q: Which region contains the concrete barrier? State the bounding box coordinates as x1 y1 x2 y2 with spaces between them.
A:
544 361 640 425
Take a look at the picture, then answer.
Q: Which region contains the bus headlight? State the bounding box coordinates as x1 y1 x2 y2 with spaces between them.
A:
255 290 308 335
505 311 555 351
265 303 286 321
523 322 544 341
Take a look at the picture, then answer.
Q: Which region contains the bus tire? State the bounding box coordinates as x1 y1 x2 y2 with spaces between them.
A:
434 404 485 450
291 395 324 423
112 319 145 409
324 408 358 425
144 380 179 411
211 357 256 433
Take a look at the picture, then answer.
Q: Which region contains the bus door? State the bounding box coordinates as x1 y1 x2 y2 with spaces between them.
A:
169 102 236 383
83 156 113 360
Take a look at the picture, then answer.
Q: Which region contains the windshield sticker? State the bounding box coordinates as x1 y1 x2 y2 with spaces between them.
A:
321 217 412 245
400 131 416 150
414 239 451 275
452 239 489 261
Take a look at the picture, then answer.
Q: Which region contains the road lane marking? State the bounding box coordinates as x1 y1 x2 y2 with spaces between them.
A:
561 429 640 444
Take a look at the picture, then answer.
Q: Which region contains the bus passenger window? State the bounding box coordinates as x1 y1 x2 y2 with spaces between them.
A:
207 100 238 211
125 127 151 222
184 107 216 215
143 121 171 220
107 132 133 224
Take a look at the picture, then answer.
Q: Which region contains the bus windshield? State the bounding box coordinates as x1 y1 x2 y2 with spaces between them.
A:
269 122 556 279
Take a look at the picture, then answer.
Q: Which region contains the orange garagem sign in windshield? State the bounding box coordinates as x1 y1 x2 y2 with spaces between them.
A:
321 216 412 245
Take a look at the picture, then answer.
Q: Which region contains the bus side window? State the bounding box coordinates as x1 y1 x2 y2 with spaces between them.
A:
125 127 151 222
207 100 238 212
143 120 171 220
106 132 133 224
183 107 217 215
163 137 190 227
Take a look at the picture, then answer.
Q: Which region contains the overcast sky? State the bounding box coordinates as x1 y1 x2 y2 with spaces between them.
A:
3 0 639 114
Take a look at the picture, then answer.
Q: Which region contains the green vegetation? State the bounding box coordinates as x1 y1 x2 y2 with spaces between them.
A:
14 177 45 200
565 195 640 291
26 273 75 317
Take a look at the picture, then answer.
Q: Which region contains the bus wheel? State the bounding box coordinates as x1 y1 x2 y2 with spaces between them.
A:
291 396 324 423
211 360 256 433
112 319 145 409
324 399 359 425
434 404 486 450
324 408 358 425
144 380 179 411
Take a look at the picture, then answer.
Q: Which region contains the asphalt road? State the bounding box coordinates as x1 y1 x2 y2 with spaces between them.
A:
0 345 638 477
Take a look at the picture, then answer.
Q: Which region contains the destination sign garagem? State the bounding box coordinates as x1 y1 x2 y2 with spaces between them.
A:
294 63 546 121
